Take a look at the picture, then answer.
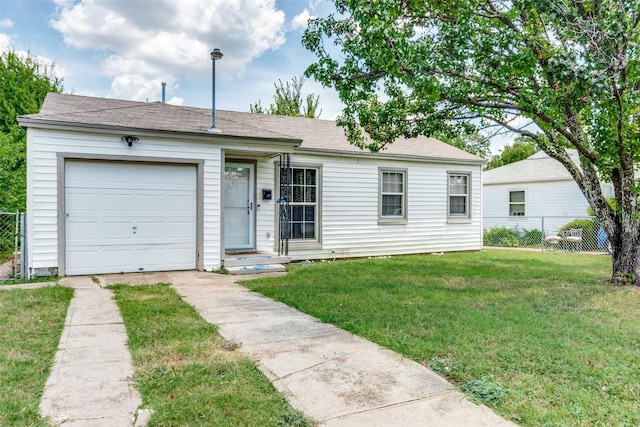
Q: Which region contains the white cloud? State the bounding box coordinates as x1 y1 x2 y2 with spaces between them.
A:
0 33 12 49
167 96 184 106
51 0 286 101
0 19 13 28
292 9 314 31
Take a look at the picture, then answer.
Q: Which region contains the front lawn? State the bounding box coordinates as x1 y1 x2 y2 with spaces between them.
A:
0 287 74 426
110 284 311 427
243 250 639 426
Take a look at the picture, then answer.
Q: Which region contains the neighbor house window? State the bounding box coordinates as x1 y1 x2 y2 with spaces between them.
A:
379 169 407 223
509 190 526 216
448 173 470 218
281 167 318 240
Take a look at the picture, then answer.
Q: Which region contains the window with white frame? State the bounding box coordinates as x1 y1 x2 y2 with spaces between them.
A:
379 169 407 222
448 173 470 218
281 167 318 240
509 190 525 216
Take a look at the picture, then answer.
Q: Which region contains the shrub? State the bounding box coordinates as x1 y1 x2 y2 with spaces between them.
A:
521 228 543 246
483 227 521 247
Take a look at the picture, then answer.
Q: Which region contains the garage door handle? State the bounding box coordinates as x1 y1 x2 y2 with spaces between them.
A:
132 226 137 234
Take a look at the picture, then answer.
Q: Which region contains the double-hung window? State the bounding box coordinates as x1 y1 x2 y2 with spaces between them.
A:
282 167 319 240
448 173 470 219
509 190 526 216
379 169 407 223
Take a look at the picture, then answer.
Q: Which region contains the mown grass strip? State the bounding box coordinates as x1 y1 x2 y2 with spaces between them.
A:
110 283 311 427
0 286 74 426
244 250 640 426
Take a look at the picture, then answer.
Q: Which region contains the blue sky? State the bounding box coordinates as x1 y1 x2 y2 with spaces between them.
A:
1 0 514 152
0 0 343 118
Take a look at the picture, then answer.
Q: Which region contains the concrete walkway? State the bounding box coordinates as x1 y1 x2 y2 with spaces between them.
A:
5 271 517 426
38 277 149 427
165 271 516 426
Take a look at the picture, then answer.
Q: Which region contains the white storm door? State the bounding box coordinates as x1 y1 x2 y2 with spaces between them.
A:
224 162 255 250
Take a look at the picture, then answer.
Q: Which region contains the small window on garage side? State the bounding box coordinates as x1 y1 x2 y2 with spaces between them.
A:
509 190 526 216
379 169 407 223
448 173 470 219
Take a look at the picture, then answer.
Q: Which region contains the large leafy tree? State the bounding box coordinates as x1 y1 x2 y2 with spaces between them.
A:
485 137 538 170
250 76 321 118
304 0 640 285
0 50 63 212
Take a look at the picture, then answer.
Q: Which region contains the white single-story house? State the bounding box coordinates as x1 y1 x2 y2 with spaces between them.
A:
483 150 613 235
19 93 484 277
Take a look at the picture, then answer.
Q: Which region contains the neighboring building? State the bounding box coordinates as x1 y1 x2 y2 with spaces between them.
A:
483 150 613 235
19 93 484 277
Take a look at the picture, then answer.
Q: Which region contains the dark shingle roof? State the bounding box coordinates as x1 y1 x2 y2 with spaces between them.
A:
19 93 483 164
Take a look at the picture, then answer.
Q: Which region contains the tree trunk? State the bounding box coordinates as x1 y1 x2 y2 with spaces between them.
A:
609 218 640 286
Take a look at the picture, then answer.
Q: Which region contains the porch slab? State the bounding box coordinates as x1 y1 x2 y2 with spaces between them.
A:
226 264 287 275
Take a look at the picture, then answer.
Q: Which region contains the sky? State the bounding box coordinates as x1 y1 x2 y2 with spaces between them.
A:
0 0 343 115
0 0 511 153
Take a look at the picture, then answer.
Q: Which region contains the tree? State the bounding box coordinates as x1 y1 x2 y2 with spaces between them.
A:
250 76 321 118
303 1 640 285
485 137 538 170
436 131 492 159
0 50 63 212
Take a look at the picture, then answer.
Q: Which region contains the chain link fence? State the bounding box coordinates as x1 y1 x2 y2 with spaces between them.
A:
0 212 25 281
483 216 610 253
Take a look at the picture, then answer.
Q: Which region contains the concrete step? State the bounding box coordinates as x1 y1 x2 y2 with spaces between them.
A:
224 255 291 267
225 264 287 275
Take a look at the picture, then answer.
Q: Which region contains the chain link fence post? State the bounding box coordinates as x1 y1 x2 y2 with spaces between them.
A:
1 211 21 281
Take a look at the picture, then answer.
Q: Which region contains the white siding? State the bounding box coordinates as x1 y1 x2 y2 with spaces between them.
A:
27 127 483 275
27 128 222 275
483 180 591 235
254 153 482 260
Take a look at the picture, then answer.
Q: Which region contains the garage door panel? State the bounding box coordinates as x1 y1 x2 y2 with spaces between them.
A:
66 163 99 185
168 166 197 184
136 194 167 211
65 161 197 275
66 222 99 242
101 222 138 242
132 222 167 242
168 195 196 212
101 164 136 185
102 194 135 212
168 222 197 238
66 191 100 212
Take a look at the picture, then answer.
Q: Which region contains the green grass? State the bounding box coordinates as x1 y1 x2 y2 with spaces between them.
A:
0 275 58 286
243 250 640 426
0 286 74 426
109 283 311 427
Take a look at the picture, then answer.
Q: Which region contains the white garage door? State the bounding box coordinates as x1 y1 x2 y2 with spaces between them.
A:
65 161 197 275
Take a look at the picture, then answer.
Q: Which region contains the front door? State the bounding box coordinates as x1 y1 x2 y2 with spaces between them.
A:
224 162 255 250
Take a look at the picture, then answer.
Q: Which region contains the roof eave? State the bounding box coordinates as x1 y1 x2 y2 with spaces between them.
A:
17 117 303 148
294 147 486 165
483 176 573 185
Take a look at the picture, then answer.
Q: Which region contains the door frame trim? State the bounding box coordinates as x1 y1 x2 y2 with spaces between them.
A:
57 153 204 276
223 159 257 251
